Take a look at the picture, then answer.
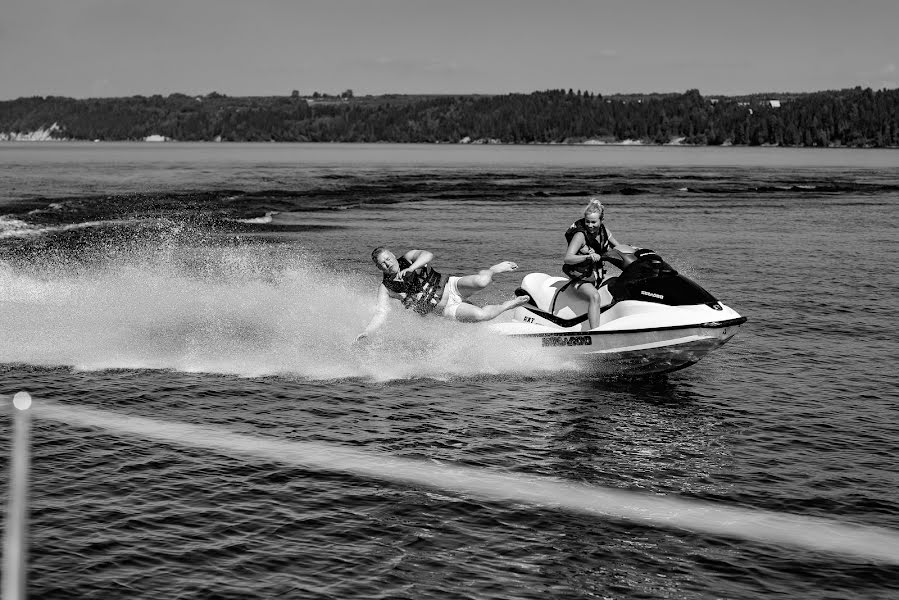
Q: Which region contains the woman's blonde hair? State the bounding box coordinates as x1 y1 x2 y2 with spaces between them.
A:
583 197 604 218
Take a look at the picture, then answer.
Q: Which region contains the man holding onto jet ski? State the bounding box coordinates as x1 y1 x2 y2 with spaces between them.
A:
355 247 531 341
563 198 635 329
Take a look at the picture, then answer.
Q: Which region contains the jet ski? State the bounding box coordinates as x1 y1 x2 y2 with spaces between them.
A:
490 248 747 375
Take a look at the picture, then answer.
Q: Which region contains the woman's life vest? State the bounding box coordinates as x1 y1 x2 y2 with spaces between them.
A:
563 219 611 281
381 256 444 315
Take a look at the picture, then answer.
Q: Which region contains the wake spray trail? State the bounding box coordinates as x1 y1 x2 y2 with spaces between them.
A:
0 245 558 380
23 398 899 565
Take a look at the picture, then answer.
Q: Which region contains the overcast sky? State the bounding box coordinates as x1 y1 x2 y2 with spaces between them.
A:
2 0 897 99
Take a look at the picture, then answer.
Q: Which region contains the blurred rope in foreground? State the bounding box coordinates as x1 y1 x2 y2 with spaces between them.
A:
8 396 899 572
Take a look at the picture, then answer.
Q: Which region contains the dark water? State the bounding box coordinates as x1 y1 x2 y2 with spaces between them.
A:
1 143 898 599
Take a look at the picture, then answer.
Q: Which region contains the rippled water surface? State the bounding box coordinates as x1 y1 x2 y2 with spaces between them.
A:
1 143 898 599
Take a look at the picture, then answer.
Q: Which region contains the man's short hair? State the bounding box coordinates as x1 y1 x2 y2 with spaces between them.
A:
371 246 389 261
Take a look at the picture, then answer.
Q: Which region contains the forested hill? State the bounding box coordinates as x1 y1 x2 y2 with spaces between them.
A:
2 87 898 147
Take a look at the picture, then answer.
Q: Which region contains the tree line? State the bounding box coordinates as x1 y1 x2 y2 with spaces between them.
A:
2 87 897 147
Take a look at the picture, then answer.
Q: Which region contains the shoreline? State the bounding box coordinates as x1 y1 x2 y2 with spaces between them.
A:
1 137 897 150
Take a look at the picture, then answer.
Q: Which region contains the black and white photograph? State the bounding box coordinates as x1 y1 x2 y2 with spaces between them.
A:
2 1 898 598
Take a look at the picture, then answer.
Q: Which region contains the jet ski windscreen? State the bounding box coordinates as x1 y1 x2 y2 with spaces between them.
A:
609 254 719 307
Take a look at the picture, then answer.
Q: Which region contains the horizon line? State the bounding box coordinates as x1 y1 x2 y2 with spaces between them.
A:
3 85 898 103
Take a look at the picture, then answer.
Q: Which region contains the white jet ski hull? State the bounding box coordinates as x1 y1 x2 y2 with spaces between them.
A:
491 309 746 375
491 250 747 376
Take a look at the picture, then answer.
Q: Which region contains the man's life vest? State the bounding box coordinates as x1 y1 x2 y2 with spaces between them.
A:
381 256 444 315
562 219 611 280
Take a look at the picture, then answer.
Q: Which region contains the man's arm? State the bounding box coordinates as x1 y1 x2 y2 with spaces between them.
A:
395 249 435 279
355 284 393 341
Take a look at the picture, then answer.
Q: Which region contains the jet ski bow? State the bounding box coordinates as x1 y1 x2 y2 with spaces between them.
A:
490 249 747 375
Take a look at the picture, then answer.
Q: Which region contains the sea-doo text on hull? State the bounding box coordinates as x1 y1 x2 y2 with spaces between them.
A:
491 249 747 375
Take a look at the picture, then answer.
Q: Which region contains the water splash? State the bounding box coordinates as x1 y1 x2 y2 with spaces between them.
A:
0 237 555 380
27 399 899 565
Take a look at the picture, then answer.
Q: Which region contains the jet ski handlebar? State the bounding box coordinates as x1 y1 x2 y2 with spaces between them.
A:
603 246 663 270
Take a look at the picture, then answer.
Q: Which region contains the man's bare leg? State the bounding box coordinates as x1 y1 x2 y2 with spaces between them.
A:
455 261 518 298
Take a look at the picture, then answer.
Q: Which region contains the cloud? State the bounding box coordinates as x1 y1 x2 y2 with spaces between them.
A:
880 63 896 75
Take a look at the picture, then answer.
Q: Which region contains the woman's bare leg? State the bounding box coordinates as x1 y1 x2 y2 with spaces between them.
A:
575 284 602 329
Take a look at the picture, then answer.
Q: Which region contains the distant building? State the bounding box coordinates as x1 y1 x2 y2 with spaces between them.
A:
767 99 782 108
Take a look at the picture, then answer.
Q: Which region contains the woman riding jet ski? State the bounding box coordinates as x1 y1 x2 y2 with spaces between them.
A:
561 197 627 329
489 199 747 375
